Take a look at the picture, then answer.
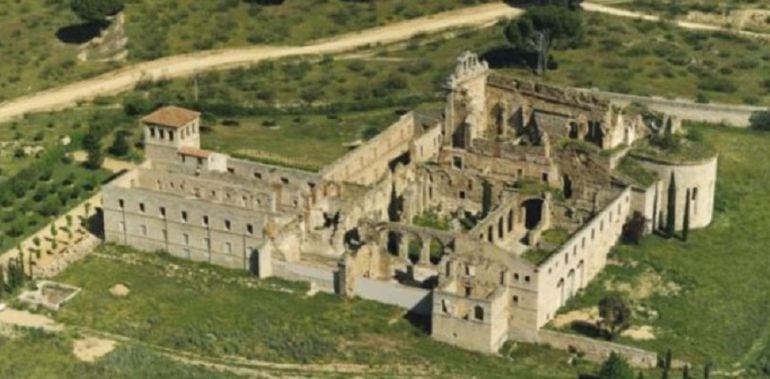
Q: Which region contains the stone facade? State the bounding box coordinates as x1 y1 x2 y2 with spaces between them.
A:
102 52 718 356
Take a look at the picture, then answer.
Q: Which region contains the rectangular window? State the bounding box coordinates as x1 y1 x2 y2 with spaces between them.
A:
253 172 262 179
246 224 254 235
281 177 289 184
139 203 145 213
183 233 189 246
150 128 156 138
513 295 519 304
459 190 466 199
541 172 549 182
202 215 209 227
452 156 463 169
159 129 165 139
225 242 232 254
181 211 188 223
118 199 124 209
159 207 166 218
169 131 175 141
524 275 531 283
224 220 231 231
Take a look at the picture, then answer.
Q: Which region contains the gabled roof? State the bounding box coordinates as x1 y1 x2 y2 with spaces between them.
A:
142 106 200 129
178 146 212 159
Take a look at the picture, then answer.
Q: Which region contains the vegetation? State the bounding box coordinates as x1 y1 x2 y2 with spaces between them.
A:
0 147 110 252
412 210 451 231
598 294 632 340
558 125 770 374
70 0 124 23
53 244 596 377
0 0 493 101
0 328 242 378
598 352 636 379
505 5 584 74
616 157 658 187
750 110 770 131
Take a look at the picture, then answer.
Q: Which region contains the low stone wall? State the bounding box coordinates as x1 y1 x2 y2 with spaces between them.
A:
537 329 657 368
272 261 336 293
592 90 765 127
353 278 432 315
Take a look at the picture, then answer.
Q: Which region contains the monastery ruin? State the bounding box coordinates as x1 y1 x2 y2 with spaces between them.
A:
102 52 717 354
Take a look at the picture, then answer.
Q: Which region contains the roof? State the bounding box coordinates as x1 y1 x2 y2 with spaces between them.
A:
178 146 212 159
141 106 200 129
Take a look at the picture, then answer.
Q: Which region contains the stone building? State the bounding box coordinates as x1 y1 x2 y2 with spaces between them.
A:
102 52 717 355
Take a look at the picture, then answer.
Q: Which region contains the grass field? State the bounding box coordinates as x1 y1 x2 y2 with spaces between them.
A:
554 125 770 376
0 328 241 378
50 244 601 378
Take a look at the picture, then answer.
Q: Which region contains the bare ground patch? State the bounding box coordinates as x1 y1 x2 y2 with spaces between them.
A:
72 337 117 362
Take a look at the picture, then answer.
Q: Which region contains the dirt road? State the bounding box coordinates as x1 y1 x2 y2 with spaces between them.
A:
0 3 523 123
583 2 770 39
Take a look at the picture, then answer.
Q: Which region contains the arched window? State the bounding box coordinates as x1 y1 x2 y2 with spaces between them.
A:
474 305 484 321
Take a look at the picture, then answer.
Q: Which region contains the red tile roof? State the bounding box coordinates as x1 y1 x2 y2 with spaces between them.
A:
178 146 212 159
142 106 200 129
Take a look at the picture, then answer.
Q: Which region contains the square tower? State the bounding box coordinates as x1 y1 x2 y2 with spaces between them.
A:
142 106 201 162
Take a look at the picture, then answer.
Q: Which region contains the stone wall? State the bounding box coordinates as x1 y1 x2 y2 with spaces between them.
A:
634 155 717 231
272 261 336 293
537 329 658 368
353 278 431 314
320 112 418 186
103 174 281 270
535 188 632 327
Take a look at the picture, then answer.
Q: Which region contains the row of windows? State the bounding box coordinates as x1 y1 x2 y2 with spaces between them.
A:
118 199 255 235
130 223 237 254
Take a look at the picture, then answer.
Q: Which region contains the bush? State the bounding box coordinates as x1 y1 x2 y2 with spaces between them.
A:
749 110 770 131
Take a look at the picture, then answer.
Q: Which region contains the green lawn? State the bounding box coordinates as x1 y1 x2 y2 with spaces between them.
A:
556 125 770 375
0 328 241 378
51 244 600 378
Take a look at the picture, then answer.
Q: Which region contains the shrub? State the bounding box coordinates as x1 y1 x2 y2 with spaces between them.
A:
749 110 770 131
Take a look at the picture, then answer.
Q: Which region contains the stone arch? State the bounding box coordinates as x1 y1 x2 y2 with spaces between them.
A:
577 260 585 288
406 233 423 265
562 174 573 199
521 198 544 230
427 237 445 265
474 305 484 321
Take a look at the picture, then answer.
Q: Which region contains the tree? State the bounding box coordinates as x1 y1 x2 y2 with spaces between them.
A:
598 352 635 379
749 110 770 131
622 211 648 244
666 172 677 238
85 140 104 170
598 294 631 340
682 364 690 379
682 189 691 241
108 131 130 156
505 6 583 75
71 0 124 23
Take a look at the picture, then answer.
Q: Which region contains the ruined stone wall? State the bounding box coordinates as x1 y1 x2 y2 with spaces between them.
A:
321 112 417 186
431 280 506 353
634 155 717 231
537 329 658 368
103 171 286 270
535 187 632 327
442 237 541 342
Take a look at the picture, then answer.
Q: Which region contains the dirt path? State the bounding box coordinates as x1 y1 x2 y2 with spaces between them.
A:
0 3 523 123
583 2 770 40
0 309 63 332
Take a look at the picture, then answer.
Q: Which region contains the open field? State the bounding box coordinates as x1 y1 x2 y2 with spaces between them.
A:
0 328 242 378
387 12 770 106
0 0 495 102
50 244 601 378
553 125 770 376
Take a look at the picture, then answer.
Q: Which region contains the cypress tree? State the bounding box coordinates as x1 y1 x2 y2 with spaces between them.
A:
664 349 673 371
703 362 711 379
683 189 691 242
666 173 677 238
683 364 689 379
